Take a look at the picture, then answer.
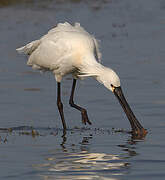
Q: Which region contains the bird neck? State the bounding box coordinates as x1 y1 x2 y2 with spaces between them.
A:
80 56 111 80
93 64 111 85
80 54 119 89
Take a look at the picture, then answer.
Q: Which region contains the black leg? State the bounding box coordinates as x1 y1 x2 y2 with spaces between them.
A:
69 79 92 125
57 82 67 130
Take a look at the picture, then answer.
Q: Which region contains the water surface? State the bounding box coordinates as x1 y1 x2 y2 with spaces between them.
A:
0 0 165 179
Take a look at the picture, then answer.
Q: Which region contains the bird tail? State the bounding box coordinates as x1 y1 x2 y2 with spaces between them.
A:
16 40 40 55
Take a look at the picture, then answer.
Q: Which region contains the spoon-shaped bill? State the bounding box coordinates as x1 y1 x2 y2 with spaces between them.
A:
113 86 147 137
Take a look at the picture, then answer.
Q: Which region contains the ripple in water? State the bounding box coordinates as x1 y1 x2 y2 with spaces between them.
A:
34 151 130 180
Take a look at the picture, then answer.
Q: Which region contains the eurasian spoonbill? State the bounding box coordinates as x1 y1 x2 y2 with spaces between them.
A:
16 22 147 137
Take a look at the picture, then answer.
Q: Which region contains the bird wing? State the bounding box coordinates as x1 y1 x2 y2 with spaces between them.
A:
16 22 102 73
74 22 102 62
93 37 101 62
16 22 80 55
47 22 89 35
47 22 102 62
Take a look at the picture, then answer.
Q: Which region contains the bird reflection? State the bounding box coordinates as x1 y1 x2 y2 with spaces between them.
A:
0 126 146 179
60 132 67 152
117 134 146 158
33 133 138 180
60 130 92 152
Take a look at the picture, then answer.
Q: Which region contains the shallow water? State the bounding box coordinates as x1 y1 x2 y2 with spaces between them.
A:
0 0 165 179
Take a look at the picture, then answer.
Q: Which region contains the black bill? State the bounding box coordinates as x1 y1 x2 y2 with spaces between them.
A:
113 86 145 134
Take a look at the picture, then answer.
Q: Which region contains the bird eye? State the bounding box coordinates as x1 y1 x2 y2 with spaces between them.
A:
111 84 116 92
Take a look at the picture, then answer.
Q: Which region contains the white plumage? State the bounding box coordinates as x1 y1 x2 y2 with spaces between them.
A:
16 22 120 90
16 22 147 137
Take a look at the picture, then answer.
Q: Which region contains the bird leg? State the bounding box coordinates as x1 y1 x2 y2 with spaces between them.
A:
69 79 92 125
57 82 67 130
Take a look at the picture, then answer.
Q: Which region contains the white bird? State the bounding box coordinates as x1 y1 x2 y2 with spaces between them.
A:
16 22 147 137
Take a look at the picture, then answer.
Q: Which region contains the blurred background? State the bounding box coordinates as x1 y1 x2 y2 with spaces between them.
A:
0 0 165 180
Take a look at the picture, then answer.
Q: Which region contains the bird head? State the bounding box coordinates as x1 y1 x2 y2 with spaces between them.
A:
96 67 120 92
96 67 147 138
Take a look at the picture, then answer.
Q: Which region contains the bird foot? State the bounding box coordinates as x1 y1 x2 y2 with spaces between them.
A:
81 110 92 125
